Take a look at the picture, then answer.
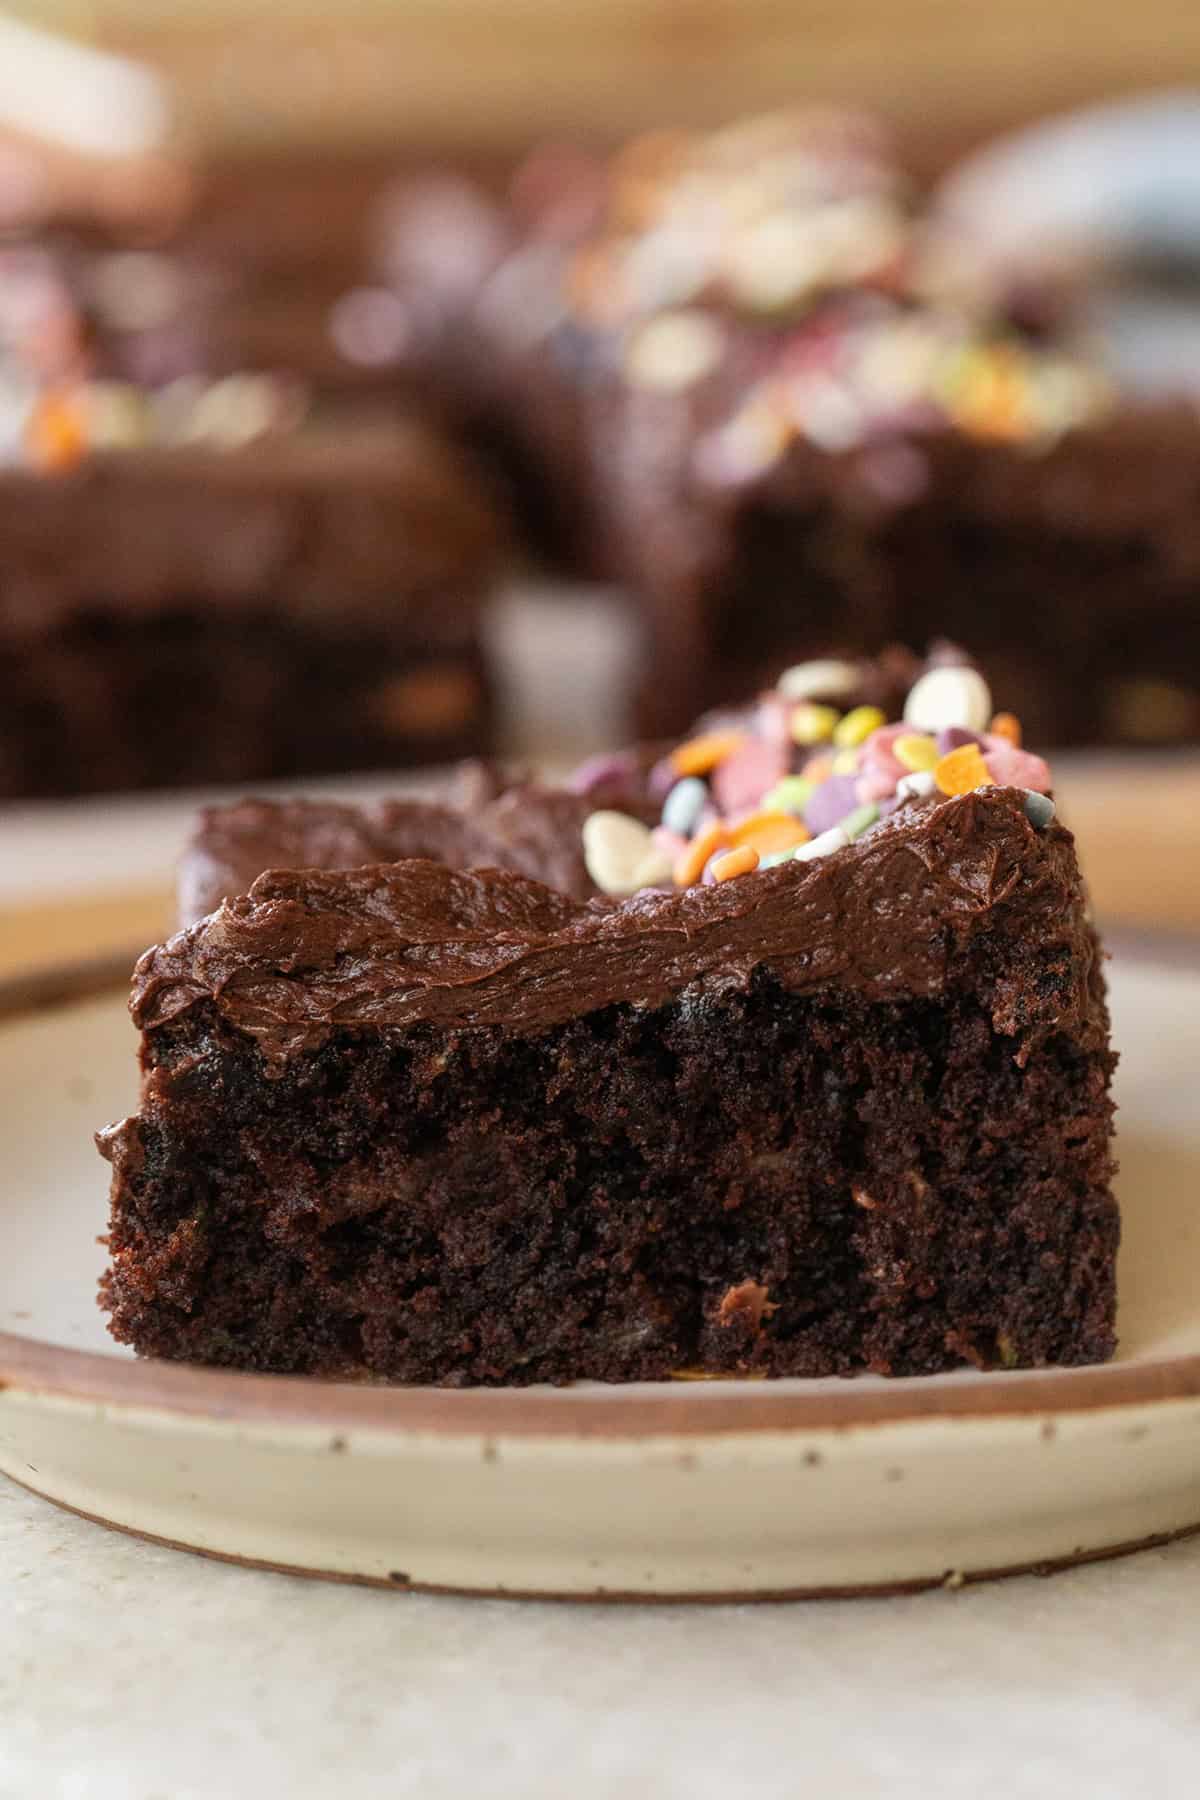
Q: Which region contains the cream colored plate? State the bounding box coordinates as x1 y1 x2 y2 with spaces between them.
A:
1 951 1198 1599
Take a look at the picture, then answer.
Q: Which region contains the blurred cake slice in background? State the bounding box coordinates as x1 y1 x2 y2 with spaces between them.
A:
370 107 1200 750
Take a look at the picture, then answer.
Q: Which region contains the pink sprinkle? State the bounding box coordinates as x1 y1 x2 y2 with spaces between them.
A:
755 693 793 745
711 737 788 816
983 745 1052 793
857 766 901 804
652 825 688 863
647 755 679 802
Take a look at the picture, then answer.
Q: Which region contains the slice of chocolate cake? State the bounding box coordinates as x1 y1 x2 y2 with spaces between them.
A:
99 654 1118 1384
0 419 501 798
373 110 1200 748
0 247 504 798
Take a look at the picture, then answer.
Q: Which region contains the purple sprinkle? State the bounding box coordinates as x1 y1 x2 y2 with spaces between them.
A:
647 755 680 802
568 750 638 796
804 773 860 836
936 727 986 755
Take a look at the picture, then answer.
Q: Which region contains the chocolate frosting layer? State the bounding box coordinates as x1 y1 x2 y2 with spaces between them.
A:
137 788 1096 1068
0 418 501 637
178 780 603 923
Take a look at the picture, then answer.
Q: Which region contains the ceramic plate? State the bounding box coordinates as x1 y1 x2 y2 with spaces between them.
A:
1 949 1198 1599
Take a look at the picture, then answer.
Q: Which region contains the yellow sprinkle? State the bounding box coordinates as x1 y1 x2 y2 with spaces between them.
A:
831 748 860 775
789 703 839 747
711 845 760 883
671 731 745 778
935 743 991 796
894 733 939 772
832 704 885 749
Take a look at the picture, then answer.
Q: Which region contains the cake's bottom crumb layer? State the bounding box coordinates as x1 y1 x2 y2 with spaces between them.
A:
0 610 489 798
101 977 1118 1383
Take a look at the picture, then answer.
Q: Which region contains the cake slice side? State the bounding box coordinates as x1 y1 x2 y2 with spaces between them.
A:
99 788 1117 1383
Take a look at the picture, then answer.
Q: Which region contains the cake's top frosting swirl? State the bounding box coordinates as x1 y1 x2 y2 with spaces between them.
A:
139 783 1093 1069
150 643 1088 1067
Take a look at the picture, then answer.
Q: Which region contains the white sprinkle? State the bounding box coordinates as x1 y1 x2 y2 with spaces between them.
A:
793 825 850 863
903 665 992 735
777 659 860 703
582 810 658 896
896 769 937 800
624 310 725 392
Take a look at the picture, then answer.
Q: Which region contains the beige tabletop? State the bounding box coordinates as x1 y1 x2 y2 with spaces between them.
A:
2 1474 1198 1798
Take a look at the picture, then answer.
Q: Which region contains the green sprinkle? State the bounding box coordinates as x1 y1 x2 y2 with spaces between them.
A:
758 848 798 869
841 803 880 841
761 776 814 816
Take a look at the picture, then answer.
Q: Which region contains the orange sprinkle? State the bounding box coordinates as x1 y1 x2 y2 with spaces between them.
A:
711 845 760 883
989 711 1022 747
728 812 811 855
671 730 746 778
25 390 87 472
935 743 991 796
801 752 834 785
673 819 731 887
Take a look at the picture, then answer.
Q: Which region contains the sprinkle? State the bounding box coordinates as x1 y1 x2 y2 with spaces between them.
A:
582 811 659 896
989 712 1022 747
893 733 938 772
832 704 885 748
1023 791 1056 830
789 702 840 746
568 750 639 796
26 390 87 471
661 775 708 837
896 769 937 800
630 845 676 889
652 824 688 864
936 726 986 755
759 847 799 869
728 813 812 856
857 765 902 803
647 754 681 801
982 744 1052 793
841 802 880 840
794 825 850 862
934 743 991 796
711 737 788 816
671 730 745 778
904 666 992 736
83 381 151 450
830 748 860 776
674 818 731 887
804 772 860 836
801 752 835 785
776 659 860 702
761 776 814 816
624 309 726 391
711 845 760 882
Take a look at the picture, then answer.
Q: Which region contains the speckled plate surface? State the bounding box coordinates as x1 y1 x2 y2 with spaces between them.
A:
1 948 1198 1599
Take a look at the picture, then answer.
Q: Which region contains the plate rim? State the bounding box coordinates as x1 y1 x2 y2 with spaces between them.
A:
3 939 1200 1446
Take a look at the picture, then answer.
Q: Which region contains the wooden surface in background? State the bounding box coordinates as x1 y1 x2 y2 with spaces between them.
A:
67 0 1200 156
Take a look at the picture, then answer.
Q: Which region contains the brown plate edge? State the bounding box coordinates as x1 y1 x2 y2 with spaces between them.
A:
2 934 1200 1443
5 1470 1199 1602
